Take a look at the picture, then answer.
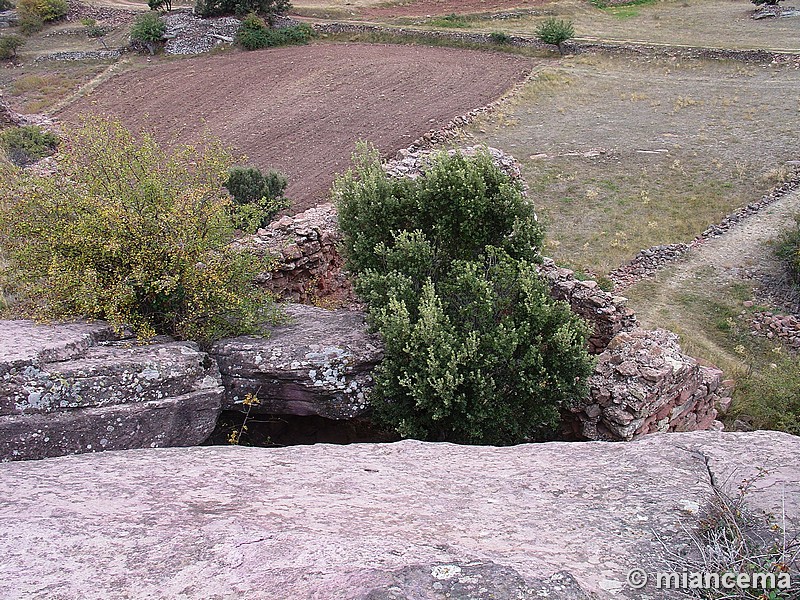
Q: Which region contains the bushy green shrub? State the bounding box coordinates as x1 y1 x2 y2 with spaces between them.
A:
0 34 24 60
751 0 782 5
148 0 172 11
224 165 289 232
489 30 511 44
17 0 67 28
0 125 58 166
0 117 280 344
430 13 470 28
535 17 574 54
236 14 313 50
80 17 107 38
130 11 166 54
334 146 594 445
196 0 289 21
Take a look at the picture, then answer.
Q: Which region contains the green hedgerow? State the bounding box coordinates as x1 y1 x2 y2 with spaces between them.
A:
0 125 58 166
0 117 281 345
334 145 594 445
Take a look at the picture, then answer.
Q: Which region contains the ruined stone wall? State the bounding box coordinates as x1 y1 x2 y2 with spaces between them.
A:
568 328 728 441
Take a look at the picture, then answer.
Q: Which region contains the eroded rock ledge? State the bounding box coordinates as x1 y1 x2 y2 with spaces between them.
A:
0 431 796 599
0 320 223 461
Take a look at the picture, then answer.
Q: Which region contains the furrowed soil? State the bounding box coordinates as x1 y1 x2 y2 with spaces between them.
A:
58 42 533 212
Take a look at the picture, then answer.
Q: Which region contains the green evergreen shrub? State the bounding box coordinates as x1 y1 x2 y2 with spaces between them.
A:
535 17 574 54
16 0 67 30
130 11 166 55
0 34 24 60
0 125 58 166
334 146 594 445
224 165 289 232
236 14 313 50
0 117 280 344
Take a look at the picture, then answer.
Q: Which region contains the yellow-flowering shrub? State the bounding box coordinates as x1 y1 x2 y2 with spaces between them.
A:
0 117 280 344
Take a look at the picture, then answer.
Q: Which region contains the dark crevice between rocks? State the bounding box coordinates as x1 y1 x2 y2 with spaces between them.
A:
205 410 400 447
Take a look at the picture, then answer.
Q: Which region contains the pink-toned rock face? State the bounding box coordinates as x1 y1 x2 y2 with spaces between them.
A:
0 431 797 599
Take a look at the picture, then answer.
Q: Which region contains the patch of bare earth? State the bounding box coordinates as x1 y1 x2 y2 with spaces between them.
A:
58 42 532 211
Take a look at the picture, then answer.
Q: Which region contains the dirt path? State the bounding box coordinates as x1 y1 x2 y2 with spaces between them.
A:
630 188 800 331
59 43 532 212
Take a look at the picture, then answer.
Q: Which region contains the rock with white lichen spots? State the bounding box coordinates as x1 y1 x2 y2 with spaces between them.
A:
0 320 223 461
211 303 383 419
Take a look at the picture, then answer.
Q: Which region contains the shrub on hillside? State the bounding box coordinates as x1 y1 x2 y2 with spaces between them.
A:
0 0 14 12
0 125 58 165
236 13 313 50
224 165 289 232
196 0 289 22
535 17 574 55
334 146 594 445
80 17 107 38
777 216 800 285
130 11 166 54
0 117 280 344
148 0 172 11
16 0 67 32
0 34 24 60
751 0 782 5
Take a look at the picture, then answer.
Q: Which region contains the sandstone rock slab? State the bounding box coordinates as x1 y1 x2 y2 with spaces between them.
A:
0 431 796 599
211 303 383 419
0 320 223 461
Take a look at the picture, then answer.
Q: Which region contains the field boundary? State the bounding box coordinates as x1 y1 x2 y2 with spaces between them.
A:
313 22 800 65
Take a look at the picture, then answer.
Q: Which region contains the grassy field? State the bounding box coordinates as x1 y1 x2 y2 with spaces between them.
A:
460 53 800 279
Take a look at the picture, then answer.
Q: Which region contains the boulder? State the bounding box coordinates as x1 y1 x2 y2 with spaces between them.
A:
0 431 796 598
211 303 383 419
0 320 223 461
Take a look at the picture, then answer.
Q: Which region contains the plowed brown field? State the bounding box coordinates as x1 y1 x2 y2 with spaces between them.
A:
60 43 532 211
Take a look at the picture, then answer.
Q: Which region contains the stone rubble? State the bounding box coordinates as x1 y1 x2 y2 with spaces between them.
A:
750 311 800 350
163 10 240 55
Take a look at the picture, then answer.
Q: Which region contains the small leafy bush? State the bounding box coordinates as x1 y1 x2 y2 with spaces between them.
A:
335 146 594 445
0 34 24 60
148 0 172 11
430 13 470 28
0 117 280 344
196 0 289 21
224 165 289 232
535 17 574 54
80 17 107 38
130 11 166 54
236 14 313 50
489 30 510 44
16 0 67 24
0 125 58 166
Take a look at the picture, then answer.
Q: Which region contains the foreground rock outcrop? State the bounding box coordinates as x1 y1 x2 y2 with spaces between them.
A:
0 320 223 461
211 303 383 419
0 431 796 599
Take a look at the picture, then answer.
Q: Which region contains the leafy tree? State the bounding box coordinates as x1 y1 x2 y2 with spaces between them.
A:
0 117 280 345
196 0 290 23
224 165 289 232
535 17 574 55
0 34 24 60
130 11 166 55
334 146 594 445
16 0 66 33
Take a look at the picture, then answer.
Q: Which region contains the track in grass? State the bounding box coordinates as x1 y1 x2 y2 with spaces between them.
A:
59 42 532 212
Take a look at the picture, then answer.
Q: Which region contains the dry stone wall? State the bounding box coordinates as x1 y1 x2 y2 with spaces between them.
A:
567 328 727 441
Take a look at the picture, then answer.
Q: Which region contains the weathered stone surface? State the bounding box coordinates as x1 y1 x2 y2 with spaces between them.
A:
0 320 223 461
0 431 796 599
569 328 728 441
211 303 383 419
